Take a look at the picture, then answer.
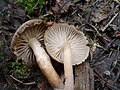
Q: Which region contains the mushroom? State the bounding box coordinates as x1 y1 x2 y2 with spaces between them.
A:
44 23 89 90
11 19 63 89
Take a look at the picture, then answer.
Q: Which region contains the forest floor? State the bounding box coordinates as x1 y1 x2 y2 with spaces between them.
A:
0 0 120 90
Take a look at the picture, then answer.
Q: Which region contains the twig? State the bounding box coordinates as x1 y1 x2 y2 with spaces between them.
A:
10 75 36 85
101 13 119 32
110 47 119 71
113 69 120 83
32 0 39 9
14 0 19 4
106 83 118 90
87 23 102 36
113 0 120 4
57 0 71 12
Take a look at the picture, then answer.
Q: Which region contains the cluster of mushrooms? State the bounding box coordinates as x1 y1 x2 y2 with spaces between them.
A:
11 19 89 90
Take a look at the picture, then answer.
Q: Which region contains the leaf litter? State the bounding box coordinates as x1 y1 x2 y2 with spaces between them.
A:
0 0 120 90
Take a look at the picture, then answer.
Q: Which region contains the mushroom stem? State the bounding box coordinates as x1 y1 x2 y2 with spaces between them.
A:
29 38 63 89
64 42 74 90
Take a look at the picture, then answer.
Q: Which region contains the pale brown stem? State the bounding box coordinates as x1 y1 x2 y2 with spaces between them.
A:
64 42 74 90
29 38 64 89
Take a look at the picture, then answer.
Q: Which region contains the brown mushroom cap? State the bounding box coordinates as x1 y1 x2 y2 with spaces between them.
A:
44 23 89 65
11 19 47 65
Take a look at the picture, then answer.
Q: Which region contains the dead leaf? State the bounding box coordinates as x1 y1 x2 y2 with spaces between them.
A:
37 82 46 90
51 3 60 14
116 32 120 37
91 11 108 23
51 0 72 14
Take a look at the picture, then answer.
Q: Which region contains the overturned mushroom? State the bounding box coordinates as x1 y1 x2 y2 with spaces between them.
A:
44 23 89 90
11 19 63 89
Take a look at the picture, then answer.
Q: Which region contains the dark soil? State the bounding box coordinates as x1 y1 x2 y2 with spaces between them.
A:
0 0 120 90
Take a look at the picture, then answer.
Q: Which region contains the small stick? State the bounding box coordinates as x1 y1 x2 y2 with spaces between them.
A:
87 23 102 36
101 13 119 32
57 0 71 12
10 75 36 85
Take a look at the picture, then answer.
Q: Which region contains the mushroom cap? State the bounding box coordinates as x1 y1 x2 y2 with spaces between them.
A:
11 19 47 65
44 23 89 65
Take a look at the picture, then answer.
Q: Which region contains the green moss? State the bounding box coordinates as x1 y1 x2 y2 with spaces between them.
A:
8 61 30 78
17 0 45 14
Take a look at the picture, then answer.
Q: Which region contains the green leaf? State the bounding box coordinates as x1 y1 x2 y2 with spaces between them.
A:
26 4 33 13
38 0 45 5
